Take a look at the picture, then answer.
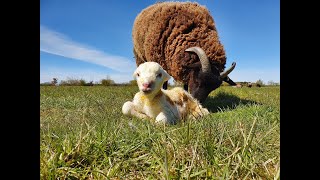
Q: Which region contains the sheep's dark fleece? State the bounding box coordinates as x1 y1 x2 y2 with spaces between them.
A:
132 2 227 83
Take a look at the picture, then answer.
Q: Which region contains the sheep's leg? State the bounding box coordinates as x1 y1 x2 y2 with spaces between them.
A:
122 101 148 119
162 81 168 89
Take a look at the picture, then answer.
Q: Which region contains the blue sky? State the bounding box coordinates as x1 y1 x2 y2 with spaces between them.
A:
40 0 279 84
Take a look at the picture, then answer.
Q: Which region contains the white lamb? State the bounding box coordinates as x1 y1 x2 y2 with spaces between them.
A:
122 62 209 124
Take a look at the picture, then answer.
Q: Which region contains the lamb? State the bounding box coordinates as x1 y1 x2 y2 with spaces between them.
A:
122 62 209 124
132 2 238 103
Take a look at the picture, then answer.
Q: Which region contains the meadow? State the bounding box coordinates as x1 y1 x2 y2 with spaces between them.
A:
40 85 280 179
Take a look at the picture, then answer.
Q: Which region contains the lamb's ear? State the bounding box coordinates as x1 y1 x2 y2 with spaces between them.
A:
133 69 139 79
162 69 171 82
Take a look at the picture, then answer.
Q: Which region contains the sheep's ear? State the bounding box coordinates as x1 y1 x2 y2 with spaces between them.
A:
186 61 201 69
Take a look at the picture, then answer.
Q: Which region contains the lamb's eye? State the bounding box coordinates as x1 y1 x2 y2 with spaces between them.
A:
136 73 140 77
157 73 162 78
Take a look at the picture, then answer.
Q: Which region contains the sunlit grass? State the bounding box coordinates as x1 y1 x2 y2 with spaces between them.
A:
40 86 280 179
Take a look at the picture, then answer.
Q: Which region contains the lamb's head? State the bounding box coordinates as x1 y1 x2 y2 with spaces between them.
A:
185 47 236 103
133 62 170 94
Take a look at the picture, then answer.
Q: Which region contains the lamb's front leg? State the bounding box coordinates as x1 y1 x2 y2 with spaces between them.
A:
122 101 148 119
155 112 177 125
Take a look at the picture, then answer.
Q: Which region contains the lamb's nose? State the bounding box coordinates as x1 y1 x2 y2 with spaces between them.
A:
142 82 152 88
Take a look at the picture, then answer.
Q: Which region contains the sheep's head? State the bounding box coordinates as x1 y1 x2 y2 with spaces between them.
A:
185 47 236 103
133 62 170 95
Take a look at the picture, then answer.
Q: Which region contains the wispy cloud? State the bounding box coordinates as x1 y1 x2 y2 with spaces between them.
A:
40 25 135 73
40 26 279 84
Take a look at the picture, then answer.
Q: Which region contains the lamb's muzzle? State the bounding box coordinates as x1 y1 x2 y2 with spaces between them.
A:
142 82 153 92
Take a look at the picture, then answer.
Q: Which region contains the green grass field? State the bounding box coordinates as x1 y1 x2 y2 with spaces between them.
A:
40 86 280 179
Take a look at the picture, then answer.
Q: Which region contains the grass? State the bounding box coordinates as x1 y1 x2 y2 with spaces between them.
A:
40 86 280 179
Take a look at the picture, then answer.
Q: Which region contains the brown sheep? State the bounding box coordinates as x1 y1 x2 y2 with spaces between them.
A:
132 2 237 103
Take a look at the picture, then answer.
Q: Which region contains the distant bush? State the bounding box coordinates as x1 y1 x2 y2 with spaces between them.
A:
256 79 264 87
267 80 279 86
51 78 58 86
101 76 115 86
40 82 52 86
60 78 87 86
79 79 86 86
128 80 137 86
84 81 94 86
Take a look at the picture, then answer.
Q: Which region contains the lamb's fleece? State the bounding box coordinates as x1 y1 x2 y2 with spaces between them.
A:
122 62 209 124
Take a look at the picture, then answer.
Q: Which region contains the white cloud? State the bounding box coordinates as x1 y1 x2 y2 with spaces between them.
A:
40 25 135 73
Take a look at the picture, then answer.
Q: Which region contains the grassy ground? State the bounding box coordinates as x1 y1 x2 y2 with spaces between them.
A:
40 86 280 179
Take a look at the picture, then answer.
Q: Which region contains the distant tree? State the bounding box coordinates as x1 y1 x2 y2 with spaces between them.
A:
267 80 279 86
86 81 94 86
79 79 86 86
60 78 86 86
51 78 58 86
256 79 264 87
101 76 115 86
128 80 137 86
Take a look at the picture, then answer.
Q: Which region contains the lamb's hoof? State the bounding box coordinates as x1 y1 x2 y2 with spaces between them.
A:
155 113 177 125
122 101 133 116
